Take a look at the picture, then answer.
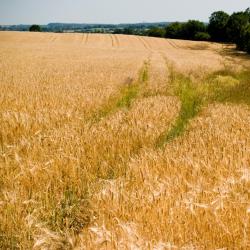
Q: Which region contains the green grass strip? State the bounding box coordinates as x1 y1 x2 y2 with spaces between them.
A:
156 63 250 148
91 60 149 123
156 73 202 147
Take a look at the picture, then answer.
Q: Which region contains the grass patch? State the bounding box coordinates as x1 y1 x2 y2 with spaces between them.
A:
156 73 202 147
156 63 250 148
91 61 149 122
0 231 20 250
116 83 140 109
47 187 91 233
207 70 250 106
140 60 149 83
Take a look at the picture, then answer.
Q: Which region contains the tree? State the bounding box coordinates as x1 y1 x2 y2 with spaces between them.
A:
194 32 211 41
122 28 134 35
241 24 250 53
208 11 230 42
243 9 250 52
245 8 250 20
147 27 165 37
165 21 207 40
226 12 249 48
245 32 250 53
165 22 183 39
181 20 206 40
29 25 41 32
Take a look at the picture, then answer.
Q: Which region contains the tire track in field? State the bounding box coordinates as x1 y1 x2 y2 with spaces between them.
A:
90 59 150 123
171 40 181 49
113 35 120 48
50 34 57 43
137 36 151 51
84 33 89 45
81 34 85 44
110 34 120 48
81 54 180 245
166 39 179 49
154 55 203 147
110 34 116 47
141 52 172 98
83 54 178 181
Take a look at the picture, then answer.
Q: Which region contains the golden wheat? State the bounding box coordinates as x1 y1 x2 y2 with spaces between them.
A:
0 31 249 249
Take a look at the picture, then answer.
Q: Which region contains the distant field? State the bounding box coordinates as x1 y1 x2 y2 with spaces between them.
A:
0 32 249 249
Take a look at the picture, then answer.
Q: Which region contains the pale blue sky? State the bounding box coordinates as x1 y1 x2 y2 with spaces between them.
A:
0 0 249 25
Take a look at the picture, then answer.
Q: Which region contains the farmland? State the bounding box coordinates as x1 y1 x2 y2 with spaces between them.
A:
0 32 250 249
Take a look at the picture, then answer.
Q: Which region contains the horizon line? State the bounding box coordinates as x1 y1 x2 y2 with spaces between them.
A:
0 20 209 26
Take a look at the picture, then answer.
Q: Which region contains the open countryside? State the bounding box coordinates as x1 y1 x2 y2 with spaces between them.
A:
0 30 250 249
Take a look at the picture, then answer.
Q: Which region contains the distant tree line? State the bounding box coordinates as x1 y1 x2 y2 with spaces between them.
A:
5 7 249 54
29 25 41 32
145 8 250 53
112 8 250 53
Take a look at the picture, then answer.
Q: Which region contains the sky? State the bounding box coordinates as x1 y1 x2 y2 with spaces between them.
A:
0 0 249 25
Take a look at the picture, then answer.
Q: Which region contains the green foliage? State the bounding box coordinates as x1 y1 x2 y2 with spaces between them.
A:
164 8 250 54
156 72 202 147
244 25 250 53
207 70 250 105
122 28 134 35
156 64 250 148
182 20 206 40
165 22 183 39
29 24 41 32
226 11 250 50
165 20 206 40
208 11 230 42
47 187 91 233
207 8 250 54
23 8 250 55
116 84 140 109
194 32 211 41
0 230 20 250
91 61 149 122
147 27 165 37
91 83 140 123
116 61 148 109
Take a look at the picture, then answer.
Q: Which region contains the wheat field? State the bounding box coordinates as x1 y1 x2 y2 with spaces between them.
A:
0 31 249 249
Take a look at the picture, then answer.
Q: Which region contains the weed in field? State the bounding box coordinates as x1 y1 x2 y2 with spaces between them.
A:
46 187 91 233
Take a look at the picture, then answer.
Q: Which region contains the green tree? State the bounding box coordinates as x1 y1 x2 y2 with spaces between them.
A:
122 28 134 35
226 12 249 49
147 27 165 37
165 22 183 39
242 24 250 53
29 24 41 32
194 32 211 41
181 20 206 40
208 11 230 42
245 8 250 19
